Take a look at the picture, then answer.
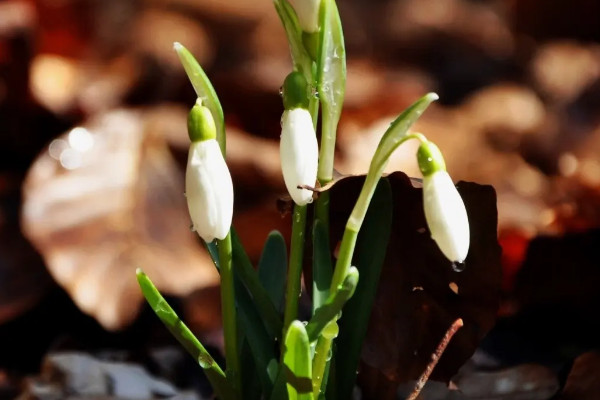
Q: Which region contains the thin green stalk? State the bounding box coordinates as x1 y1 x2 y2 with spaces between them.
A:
312 335 332 398
218 233 241 398
329 228 358 292
282 204 308 339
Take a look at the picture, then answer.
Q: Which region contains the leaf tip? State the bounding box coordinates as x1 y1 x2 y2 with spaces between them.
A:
173 41 184 53
427 92 440 102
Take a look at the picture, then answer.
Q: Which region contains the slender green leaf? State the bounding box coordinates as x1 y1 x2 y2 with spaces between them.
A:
205 241 220 270
269 366 288 400
258 231 288 313
136 269 233 400
239 339 262 400
316 0 346 182
333 179 393 399
174 42 226 154
312 219 333 314
284 321 314 400
206 231 279 396
231 228 283 339
306 267 358 342
235 272 278 397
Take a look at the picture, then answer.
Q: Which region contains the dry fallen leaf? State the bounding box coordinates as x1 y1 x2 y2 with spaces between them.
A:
21 108 219 330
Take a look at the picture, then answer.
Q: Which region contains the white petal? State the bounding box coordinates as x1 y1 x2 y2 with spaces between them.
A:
288 0 321 33
186 140 233 242
423 171 470 262
280 108 319 206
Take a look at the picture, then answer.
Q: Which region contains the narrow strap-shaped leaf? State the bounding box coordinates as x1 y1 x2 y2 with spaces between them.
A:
235 271 278 397
269 366 288 400
136 269 233 400
284 321 314 400
312 219 333 314
174 42 226 154
239 338 262 400
333 179 393 399
231 228 283 339
205 241 220 270
305 267 359 342
204 240 279 396
316 0 346 183
258 230 288 313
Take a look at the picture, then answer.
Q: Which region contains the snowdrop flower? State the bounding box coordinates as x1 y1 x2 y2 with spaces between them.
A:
287 0 321 33
186 99 233 242
417 140 470 263
280 71 319 206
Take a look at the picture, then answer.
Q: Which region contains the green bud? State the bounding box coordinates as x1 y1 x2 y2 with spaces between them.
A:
188 99 217 142
282 71 309 110
417 140 446 177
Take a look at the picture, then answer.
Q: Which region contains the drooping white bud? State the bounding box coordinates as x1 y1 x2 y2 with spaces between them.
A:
417 140 470 263
185 100 233 242
422 170 470 263
186 139 233 242
280 108 319 206
288 0 321 33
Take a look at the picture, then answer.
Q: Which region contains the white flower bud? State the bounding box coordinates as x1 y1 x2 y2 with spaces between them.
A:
186 139 233 242
280 108 318 206
422 170 470 263
288 0 321 33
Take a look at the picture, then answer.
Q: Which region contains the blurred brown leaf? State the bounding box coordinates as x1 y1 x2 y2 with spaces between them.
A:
560 351 600 400
21 108 219 330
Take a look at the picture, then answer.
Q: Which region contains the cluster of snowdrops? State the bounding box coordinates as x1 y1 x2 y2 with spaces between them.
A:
135 0 470 399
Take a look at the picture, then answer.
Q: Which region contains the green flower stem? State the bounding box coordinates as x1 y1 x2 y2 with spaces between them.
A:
217 233 241 398
329 228 358 293
329 133 426 291
282 204 308 340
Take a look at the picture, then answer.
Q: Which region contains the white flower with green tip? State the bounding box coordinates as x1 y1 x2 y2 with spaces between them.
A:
418 140 470 263
280 72 318 206
186 99 233 242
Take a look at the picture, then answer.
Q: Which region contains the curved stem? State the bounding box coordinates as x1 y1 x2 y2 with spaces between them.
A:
218 233 241 398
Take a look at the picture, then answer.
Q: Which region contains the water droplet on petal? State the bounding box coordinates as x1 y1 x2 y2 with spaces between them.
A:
451 261 466 272
278 85 284 97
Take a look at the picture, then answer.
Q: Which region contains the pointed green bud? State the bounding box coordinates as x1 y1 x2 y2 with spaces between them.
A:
417 140 446 177
188 99 217 143
282 71 309 110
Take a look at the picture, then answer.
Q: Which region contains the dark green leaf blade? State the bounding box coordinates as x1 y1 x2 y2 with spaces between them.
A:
331 178 393 399
231 228 283 339
258 230 288 313
312 219 333 314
